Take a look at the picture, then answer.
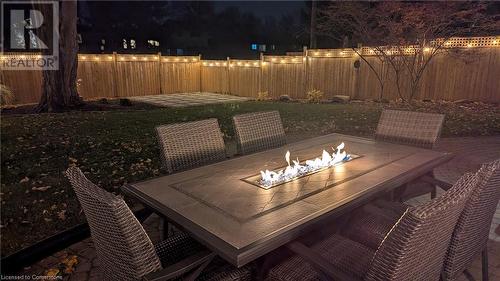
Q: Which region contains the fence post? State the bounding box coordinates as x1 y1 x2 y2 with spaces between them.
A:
158 52 162 95
199 54 202 93
259 52 264 94
303 46 309 97
227 57 231 95
112 51 118 98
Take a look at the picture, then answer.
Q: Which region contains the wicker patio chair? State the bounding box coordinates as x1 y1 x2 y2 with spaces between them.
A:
66 167 252 281
343 159 500 281
233 111 286 155
375 109 445 149
266 171 477 281
156 118 227 174
375 109 445 201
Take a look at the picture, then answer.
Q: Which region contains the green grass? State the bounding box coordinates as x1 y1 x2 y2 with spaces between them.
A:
1 101 499 256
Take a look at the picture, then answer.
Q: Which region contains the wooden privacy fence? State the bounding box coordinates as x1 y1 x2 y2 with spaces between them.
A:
1 36 499 105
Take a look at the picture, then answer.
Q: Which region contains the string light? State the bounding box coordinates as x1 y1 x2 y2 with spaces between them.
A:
107 56 113 60
81 56 87 60
142 57 148 61
271 58 277 62
132 56 137 60
93 56 100 61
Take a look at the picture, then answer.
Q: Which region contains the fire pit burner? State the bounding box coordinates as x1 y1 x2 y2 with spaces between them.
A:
242 142 360 189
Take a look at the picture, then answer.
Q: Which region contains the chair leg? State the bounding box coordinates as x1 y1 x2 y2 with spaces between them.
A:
463 269 475 281
430 170 437 199
159 216 166 241
431 185 437 199
482 247 489 281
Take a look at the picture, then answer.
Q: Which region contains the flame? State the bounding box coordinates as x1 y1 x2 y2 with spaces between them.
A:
259 142 350 187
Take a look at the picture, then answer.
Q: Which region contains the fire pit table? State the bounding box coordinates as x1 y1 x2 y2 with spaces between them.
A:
122 133 452 267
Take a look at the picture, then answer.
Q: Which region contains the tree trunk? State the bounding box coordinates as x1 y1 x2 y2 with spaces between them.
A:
36 0 82 113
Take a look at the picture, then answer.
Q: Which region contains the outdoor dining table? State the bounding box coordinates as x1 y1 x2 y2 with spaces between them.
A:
122 133 452 268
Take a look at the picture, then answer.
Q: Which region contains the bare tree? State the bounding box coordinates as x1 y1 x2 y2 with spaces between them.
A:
318 1 499 103
36 0 82 112
317 2 390 101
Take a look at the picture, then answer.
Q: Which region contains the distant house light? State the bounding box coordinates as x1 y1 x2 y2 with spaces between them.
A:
251 44 266 52
122 39 128 49
148 40 160 47
130 39 136 49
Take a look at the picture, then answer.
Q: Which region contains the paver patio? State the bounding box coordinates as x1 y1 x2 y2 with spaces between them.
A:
129 92 250 107
19 136 500 281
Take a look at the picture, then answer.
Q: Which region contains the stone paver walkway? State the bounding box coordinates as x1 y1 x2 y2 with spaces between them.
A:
129 92 250 107
19 136 500 280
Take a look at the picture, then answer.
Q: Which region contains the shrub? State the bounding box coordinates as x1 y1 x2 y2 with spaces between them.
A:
0 84 15 106
119 98 132 106
256 91 269 101
306 89 324 103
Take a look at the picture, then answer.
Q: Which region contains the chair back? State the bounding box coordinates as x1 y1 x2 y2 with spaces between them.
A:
156 118 226 173
442 159 500 280
366 172 477 281
233 111 286 155
66 167 161 281
375 110 444 149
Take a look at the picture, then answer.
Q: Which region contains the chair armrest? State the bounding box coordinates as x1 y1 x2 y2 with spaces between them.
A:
287 242 362 281
421 175 453 191
142 250 216 281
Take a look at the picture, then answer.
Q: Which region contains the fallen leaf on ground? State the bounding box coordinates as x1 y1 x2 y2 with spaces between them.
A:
57 210 66 221
32 186 51 191
45 268 60 277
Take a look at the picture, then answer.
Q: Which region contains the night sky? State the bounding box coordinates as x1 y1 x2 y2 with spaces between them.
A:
77 1 311 58
213 1 305 19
